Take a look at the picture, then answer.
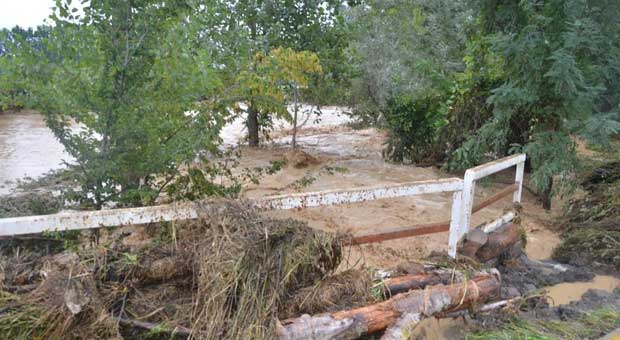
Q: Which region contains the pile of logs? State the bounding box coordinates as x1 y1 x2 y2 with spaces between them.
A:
277 222 523 340
277 272 501 340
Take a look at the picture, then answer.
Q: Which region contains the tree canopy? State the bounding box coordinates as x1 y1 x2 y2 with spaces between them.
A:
1 0 618 209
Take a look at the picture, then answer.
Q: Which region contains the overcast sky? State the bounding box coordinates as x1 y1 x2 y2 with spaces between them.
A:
0 0 56 29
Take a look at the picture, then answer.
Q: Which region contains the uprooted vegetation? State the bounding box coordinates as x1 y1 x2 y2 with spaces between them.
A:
553 162 620 270
0 193 611 339
0 200 344 339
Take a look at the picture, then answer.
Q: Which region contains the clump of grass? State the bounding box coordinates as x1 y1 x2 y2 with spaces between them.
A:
281 269 379 319
553 229 620 268
466 307 620 340
188 200 343 339
553 162 620 269
0 267 121 340
0 199 345 340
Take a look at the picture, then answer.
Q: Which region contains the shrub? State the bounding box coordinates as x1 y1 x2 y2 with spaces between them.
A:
382 95 446 165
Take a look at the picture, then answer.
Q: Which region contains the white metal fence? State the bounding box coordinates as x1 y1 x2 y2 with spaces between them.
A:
0 154 526 258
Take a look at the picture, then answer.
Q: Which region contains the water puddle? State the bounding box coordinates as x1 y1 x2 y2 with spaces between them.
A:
546 275 620 306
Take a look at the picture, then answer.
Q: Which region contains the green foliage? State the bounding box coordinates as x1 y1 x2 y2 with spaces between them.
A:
553 229 620 269
383 95 446 164
196 0 350 104
553 162 620 269
232 47 323 144
466 307 620 340
346 0 471 119
447 0 620 205
30 0 229 209
0 26 51 111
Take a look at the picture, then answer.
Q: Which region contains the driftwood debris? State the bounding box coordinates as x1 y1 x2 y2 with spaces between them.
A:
383 271 453 296
477 223 520 262
277 272 501 340
459 228 488 258
458 223 521 262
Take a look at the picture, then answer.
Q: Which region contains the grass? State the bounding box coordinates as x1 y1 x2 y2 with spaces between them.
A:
466 307 620 340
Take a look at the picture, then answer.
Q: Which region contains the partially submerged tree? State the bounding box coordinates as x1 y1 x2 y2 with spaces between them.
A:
233 47 322 147
33 0 227 209
196 0 346 146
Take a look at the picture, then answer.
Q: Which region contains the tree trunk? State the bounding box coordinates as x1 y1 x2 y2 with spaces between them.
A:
277 273 500 340
458 228 489 258
476 223 520 262
383 271 453 296
292 87 299 149
247 104 260 147
541 178 553 210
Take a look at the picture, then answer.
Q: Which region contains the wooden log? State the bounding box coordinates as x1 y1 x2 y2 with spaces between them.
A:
277 273 501 340
458 228 489 258
383 271 453 296
380 312 422 340
476 223 520 262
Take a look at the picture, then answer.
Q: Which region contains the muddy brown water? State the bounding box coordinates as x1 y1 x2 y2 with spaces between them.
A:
0 111 71 195
1 109 619 337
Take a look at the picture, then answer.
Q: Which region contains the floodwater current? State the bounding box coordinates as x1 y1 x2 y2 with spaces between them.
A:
0 111 71 195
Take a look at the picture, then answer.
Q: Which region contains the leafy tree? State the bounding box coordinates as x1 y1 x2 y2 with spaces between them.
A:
232 47 323 146
32 0 227 209
196 0 347 146
346 0 471 119
448 0 620 209
0 26 51 111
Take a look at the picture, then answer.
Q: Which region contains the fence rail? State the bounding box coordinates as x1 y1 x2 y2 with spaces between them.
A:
0 155 526 258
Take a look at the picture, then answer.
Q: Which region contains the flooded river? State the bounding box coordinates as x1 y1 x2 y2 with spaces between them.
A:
0 111 71 195
0 107 350 194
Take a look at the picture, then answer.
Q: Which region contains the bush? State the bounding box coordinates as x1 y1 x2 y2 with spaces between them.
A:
382 95 445 165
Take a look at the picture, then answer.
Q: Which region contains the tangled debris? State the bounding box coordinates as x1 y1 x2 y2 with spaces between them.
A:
0 199 344 340
553 162 620 270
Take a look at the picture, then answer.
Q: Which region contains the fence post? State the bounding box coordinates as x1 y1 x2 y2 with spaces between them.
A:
447 190 463 258
458 170 476 242
514 161 525 203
